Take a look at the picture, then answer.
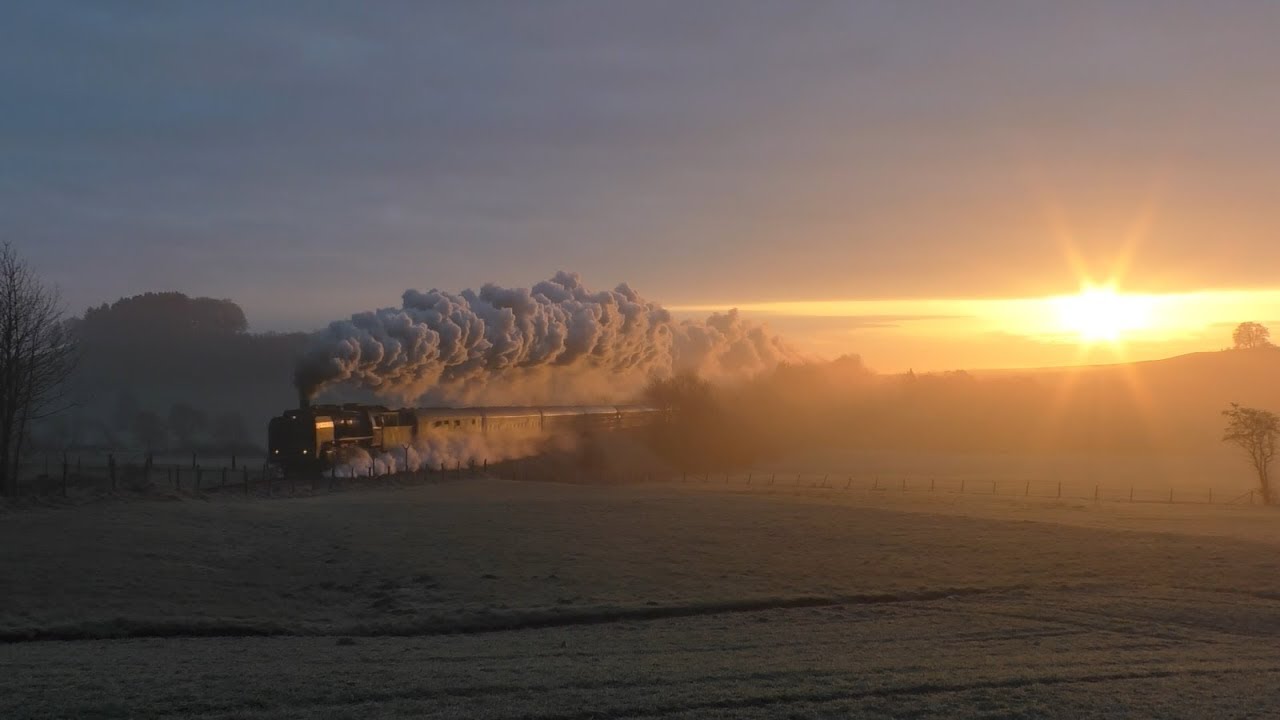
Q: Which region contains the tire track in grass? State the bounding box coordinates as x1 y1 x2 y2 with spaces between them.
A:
0 585 1012 643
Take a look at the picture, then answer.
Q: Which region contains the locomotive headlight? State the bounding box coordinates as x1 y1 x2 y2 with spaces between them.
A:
273 449 279 455
302 449 308 455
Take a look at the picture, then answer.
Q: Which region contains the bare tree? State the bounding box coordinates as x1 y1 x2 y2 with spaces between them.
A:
1222 403 1278 505
0 244 76 495
1232 322 1272 349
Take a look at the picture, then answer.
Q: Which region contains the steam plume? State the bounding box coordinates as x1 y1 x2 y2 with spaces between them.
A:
296 271 795 404
334 429 564 477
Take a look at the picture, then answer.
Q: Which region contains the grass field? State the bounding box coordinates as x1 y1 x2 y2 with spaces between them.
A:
2 478 1278 718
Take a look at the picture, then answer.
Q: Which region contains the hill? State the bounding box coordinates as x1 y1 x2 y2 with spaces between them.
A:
990 347 1280 451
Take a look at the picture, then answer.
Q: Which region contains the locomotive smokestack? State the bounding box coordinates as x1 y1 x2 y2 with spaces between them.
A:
298 386 311 410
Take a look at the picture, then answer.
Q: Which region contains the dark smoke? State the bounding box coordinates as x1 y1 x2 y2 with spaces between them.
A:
295 272 797 405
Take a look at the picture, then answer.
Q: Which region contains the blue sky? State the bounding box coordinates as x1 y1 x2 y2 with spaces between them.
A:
5 2 1280 368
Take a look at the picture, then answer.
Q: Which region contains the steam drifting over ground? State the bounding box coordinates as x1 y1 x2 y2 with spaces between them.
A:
334 429 569 477
295 272 796 405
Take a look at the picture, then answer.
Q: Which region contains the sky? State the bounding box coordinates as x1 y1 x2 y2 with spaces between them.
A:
5 1 1280 372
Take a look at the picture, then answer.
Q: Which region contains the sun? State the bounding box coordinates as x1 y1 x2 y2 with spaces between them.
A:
1051 284 1152 343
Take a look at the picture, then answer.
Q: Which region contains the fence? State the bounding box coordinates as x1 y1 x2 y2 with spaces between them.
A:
11 451 496 499
658 471 1265 506
8 451 1267 508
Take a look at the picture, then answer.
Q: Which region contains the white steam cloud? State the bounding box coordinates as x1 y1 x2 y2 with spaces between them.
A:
296 272 796 405
333 429 568 477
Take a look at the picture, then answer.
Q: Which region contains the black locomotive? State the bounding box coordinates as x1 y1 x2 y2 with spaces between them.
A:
267 403 659 470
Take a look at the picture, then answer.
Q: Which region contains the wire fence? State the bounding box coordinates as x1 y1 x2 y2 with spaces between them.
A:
9 452 570 500
658 471 1265 506
6 452 1268 508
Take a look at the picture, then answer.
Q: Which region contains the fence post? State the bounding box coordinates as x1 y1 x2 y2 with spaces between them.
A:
192 452 197 470
221 467 228 488
231 454 237 470
846 476 852 490
960 478 965 493
930 477 935 492
1129 485 1134 502
991 480 996 495
873 476 879 491
770 473 775 485
747 473 753 485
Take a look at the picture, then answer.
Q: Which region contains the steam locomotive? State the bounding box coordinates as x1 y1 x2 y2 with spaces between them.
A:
267 403 660 470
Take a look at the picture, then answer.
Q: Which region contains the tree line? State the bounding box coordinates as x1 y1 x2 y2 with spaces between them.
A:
0 244 310 494
1 238 1278 501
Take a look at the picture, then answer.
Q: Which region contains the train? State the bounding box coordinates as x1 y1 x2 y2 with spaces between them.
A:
267 403 661 470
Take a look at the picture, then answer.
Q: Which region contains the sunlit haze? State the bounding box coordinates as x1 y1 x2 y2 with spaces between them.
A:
674 287 1280 371
8 5 1280 718
7 2 1280 375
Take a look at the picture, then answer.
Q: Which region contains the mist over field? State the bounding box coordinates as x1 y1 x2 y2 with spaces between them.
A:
9 2 1280 718
2 279 1272 718
44 284 1280 474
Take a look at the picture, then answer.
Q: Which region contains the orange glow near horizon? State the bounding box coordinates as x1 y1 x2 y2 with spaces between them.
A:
670 287 1280 371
